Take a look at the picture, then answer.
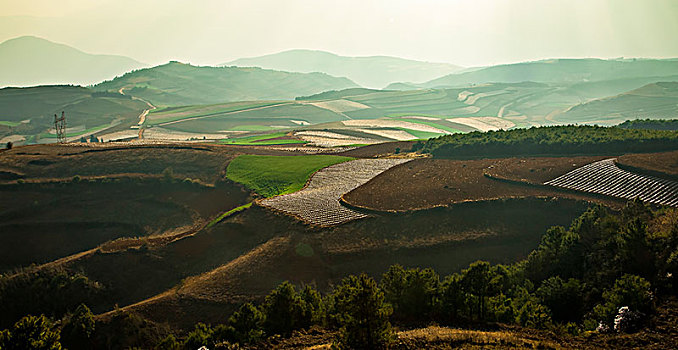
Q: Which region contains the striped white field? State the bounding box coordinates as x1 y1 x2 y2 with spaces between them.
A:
294 130 380 147
309 99 371 113
446 117 515 132
143 127 231 141
261 158 411 226
343 119 451 134
545 159 678 207
354 128 418 141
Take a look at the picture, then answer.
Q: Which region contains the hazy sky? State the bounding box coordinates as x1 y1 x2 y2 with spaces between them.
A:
1 0 677 67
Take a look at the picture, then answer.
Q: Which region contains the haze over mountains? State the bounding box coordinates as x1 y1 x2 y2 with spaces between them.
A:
226 49 464 88
0 36 146 87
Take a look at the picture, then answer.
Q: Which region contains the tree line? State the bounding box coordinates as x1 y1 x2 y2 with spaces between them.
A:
417 125 678 158
1 200 676 349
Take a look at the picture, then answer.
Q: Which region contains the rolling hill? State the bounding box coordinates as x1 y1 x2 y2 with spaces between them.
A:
0 36 146 87
93 61 359 106
421 58 678 88
553 82 678 124
0 85 148 144
226 49 463 88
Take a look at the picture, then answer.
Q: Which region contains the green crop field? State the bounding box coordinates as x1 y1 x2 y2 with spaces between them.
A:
147 101 283 125
226 154 354 197
0 121 21 127
220 132 306 145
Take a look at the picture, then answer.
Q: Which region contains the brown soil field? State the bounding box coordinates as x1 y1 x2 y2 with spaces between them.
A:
342 157 619 212
0 178 249 271
334 141 417 158
617 150 678 181
86 198 589 329
0 143 299 184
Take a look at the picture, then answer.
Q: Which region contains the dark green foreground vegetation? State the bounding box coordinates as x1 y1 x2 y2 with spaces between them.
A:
1 199 676 349
420 125 678 158
618 118 678 131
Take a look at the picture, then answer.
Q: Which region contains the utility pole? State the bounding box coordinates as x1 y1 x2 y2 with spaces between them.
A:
54 111 66 144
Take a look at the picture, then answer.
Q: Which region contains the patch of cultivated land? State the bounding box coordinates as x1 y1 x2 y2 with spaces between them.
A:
343 156 619 211
226 154 354 197
99 198 588 329
294 130 382 147
446 116 516 131
261 158 411 226
617 150 678 180
545 159 678 206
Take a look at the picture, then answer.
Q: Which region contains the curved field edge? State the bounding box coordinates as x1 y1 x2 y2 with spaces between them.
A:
225 154 354 197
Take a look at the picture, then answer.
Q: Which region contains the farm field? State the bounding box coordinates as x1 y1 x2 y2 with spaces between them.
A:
261 158 411 226
79 197 589 330
342 156 622 211
545 159 678 206
225 154 354 197
617 150 678 180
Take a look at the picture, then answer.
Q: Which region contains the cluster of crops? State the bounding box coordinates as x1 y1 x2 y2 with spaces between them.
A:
261 158 411 226
545 159 678 207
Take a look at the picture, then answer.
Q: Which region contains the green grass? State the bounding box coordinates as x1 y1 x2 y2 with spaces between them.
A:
396 127 444 139
397 118 464 134
206 202 253 228
226 155 354 197
0 121 21 127
220 132 306 145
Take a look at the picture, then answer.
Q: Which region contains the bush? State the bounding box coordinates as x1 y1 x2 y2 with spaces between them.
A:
536 277 584 322
0 315 61 350
183 323 213 350
261 281 306 336
593 274 653 328
228 303 264 344
61 304 95 349
332 273 393 349
380 265 440 323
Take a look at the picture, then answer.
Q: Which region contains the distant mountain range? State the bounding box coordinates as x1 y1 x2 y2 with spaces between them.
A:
411 58 678 88
0 36 147 87
226 49 463 88
93 61 359 106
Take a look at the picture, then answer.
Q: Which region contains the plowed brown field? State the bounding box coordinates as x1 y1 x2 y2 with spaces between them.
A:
342 156 619 211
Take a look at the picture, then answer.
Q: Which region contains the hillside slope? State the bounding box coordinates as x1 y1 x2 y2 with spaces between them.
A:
94 61 359 106
554 82 678 124
227 49 463 88
423 58 678 88
0 36 145 87
0 86 148 143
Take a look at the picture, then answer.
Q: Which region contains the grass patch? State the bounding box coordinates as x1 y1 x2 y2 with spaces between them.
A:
226 155 354 197
220 132 306 145
396 127 444 139
0 121 21 127
206 202 253 228
397 118 464 134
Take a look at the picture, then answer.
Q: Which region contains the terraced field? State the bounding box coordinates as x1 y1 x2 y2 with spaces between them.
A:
260 158 411 225
545 159 678 206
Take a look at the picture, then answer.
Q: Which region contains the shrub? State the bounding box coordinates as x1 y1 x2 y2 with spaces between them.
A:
61 304 95 349
0 315 61 350
332 273 393 349
228 303 264 344
183 323 213 350
261 281 306 336
5 142 12 150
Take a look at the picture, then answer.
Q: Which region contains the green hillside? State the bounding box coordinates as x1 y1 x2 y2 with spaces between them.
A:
227 49 463 88
94 61 359 107
554 82 678 124
0 85 148 143
423 58 678 88
0 36 145 87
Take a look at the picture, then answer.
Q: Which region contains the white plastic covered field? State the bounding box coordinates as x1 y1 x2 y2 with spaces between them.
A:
260 158 411 226
545 159 678 207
